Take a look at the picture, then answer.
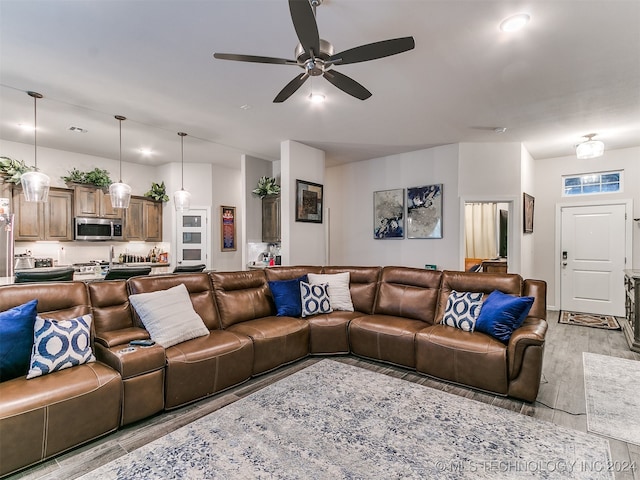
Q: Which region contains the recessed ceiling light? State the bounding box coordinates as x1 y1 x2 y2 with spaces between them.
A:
138 148 154 156
309 92 325 104
240 104 251 110
17 123 34 132
500 13 530 32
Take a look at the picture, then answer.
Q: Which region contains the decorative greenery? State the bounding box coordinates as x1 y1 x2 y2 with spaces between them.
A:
62 167 112 187
144 181 169 202
252 176 281 198
0 156 34 184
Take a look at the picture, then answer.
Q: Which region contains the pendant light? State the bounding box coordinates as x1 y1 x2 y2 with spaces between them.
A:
174 131 191 211
576 133 605 159
20 91 50 202
109 115 132 208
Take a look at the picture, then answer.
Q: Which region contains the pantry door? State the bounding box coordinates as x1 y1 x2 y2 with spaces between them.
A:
560 203 627 316
176 208 210 268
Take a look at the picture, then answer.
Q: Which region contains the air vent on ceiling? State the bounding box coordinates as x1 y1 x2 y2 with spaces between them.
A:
68 126 88 133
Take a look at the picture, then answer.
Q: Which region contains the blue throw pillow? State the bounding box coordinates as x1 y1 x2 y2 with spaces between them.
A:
0 299 38 382
475 290 534 343
268 275 309 317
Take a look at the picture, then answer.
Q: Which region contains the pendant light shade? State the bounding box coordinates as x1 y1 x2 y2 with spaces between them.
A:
21 91 50 202
174 132 191 212
110 115 132 208
576 133 605 159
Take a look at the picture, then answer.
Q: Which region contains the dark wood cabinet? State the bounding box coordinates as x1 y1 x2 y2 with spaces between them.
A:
262 194 280 243
623 270 640 352
13 187 73 241
72 185 121 218
124 196 162 242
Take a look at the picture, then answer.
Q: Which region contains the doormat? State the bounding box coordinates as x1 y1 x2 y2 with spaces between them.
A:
559 311 621 330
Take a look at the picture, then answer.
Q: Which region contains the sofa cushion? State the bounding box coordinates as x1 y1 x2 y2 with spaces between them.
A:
441 291 483 332
27 314 96 379
475 290 534 343
128 283 209 348
300 281 332 317
268 275 308 317
307 272 354 312
0 299 38 381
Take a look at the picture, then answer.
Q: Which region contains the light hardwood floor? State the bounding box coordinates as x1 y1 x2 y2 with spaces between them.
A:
8 310 640 480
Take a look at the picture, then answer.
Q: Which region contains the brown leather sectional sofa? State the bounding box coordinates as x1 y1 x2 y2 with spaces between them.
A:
0 266 547 476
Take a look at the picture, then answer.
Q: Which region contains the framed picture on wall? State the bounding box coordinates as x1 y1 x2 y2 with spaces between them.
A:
295 179 323 223
373 188 404 239
406 184 443 239
523 193 535 233
221 205 236 251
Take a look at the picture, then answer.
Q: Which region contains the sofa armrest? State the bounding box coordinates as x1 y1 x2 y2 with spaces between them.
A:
95 327 150 348
507 317 548 379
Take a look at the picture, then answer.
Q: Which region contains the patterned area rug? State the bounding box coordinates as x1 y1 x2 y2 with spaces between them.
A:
79 360 612 479
559 311 621 330
584 352 640 446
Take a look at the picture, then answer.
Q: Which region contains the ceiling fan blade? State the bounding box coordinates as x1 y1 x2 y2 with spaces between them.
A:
288 0 320 56
273 72 310 103
323 70 372 100
213 53 297 65
330 37 415 65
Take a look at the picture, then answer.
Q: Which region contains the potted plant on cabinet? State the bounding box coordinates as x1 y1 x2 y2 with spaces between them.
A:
0 156 33 184
252 176 281 199
144 181 169 202
62 168 112 190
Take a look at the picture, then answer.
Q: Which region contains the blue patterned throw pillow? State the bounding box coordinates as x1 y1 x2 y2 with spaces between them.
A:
442 291 484 332
300 281 333 318
27 314 96 379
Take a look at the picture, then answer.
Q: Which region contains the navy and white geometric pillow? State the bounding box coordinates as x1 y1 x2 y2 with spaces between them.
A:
300 281 333 318
441 291 484 332
27 314 96 379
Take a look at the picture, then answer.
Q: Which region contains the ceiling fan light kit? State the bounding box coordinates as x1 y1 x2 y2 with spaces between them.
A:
21 91 51 203
214 0 415 103
576 133 605 159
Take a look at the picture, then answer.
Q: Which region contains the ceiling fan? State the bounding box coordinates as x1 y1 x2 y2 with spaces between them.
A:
213 0 415 103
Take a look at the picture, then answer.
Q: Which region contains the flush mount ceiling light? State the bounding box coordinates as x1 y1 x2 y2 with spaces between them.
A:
138 148 154 156
109 115 132 209
174 132 192 212
309 92 325 104
576 133 605 159
500 13 530 32
20 91 50 203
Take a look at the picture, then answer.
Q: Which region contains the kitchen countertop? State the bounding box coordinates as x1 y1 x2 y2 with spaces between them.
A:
1 265 174 285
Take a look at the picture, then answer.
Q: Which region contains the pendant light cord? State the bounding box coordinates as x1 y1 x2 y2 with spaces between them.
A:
27 91 43 171
178 132 187 190
115 115 126 182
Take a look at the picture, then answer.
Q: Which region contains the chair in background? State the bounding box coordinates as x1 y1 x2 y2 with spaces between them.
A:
104 266 152 281
14 267 76 283
172 264 206 273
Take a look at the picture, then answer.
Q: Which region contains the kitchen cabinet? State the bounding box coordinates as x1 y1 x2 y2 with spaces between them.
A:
623 270 640 352
72 185 121 219
124 196 163 242
262 194 280 243
13 187 73 241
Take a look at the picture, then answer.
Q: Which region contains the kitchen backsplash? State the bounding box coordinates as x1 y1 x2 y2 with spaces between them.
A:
15 242 172 266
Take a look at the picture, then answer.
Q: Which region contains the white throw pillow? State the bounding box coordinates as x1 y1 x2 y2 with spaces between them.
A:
129 283 209 348
307 272 354 312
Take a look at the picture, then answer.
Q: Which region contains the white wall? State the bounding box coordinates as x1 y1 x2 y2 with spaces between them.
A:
281 141 326 265
326 144 460 269
534 146 640 309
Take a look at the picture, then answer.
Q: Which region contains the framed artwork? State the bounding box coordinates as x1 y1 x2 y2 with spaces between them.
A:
523 193 535 233
221 206 236 251
296 179 323 223
373 188 404 239
406 184 443 239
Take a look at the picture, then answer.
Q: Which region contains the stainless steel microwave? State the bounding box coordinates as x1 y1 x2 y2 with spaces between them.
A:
74 217 123 241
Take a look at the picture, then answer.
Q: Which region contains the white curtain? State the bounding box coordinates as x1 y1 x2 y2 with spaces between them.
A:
465 203 498 259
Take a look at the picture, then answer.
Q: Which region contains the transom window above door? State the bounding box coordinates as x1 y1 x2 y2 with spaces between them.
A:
562 170 622 196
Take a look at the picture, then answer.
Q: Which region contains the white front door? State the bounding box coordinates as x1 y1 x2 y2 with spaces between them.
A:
560 204 626 316
176 208 209 268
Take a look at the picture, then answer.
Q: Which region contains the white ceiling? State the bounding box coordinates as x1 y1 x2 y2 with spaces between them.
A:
1 0 639 169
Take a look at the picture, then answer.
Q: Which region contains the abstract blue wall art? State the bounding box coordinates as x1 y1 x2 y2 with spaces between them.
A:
407 184 443 239
373 189 404 239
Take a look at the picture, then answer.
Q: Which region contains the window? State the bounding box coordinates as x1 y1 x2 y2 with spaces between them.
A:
562 171 622 196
